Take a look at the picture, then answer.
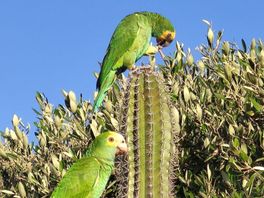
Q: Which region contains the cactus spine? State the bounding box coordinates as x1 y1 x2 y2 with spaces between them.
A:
116 67 178 198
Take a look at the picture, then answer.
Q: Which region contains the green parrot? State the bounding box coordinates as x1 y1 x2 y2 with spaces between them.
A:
51 131 127 198
93 11 175 111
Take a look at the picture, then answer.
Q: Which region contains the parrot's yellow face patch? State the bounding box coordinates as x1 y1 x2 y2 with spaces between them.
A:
157 30 175 47
106 132 127 154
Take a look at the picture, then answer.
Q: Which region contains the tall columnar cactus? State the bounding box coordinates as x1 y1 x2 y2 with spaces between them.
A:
116 66 179 198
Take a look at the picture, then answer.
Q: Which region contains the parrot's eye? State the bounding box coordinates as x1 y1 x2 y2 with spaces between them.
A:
108 137 115 142
121 140 125 143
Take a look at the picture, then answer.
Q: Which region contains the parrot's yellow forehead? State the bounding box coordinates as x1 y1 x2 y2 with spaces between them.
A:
159 30 175 43
156 30 175 47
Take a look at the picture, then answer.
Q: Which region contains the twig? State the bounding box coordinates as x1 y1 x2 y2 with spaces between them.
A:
158 49 169 67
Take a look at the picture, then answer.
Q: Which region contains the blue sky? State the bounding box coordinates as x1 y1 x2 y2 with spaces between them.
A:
0 1 263 139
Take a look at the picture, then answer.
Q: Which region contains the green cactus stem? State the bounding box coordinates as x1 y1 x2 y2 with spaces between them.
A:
116 66 179 198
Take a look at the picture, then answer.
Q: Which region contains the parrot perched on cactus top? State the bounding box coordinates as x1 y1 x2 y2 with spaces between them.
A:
93 11 175 111
51 131 127 198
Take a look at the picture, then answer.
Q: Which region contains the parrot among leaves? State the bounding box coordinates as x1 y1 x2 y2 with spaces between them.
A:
51 131 127 198
93 11 175 111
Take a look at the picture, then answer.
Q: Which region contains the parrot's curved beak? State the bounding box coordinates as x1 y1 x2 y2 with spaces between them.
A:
116 143 128 155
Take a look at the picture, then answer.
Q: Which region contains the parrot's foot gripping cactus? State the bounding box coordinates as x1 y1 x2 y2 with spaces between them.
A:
116 66 179 198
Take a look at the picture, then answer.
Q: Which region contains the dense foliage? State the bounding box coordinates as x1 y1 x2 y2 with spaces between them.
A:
1 23 264 197
163 25 264 197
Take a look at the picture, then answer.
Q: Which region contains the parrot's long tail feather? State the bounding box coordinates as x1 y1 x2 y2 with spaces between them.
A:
93 70 116 112
93 91 107 112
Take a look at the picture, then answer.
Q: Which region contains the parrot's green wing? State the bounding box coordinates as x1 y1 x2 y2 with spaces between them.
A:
51 156 112 198
96 13 151 89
